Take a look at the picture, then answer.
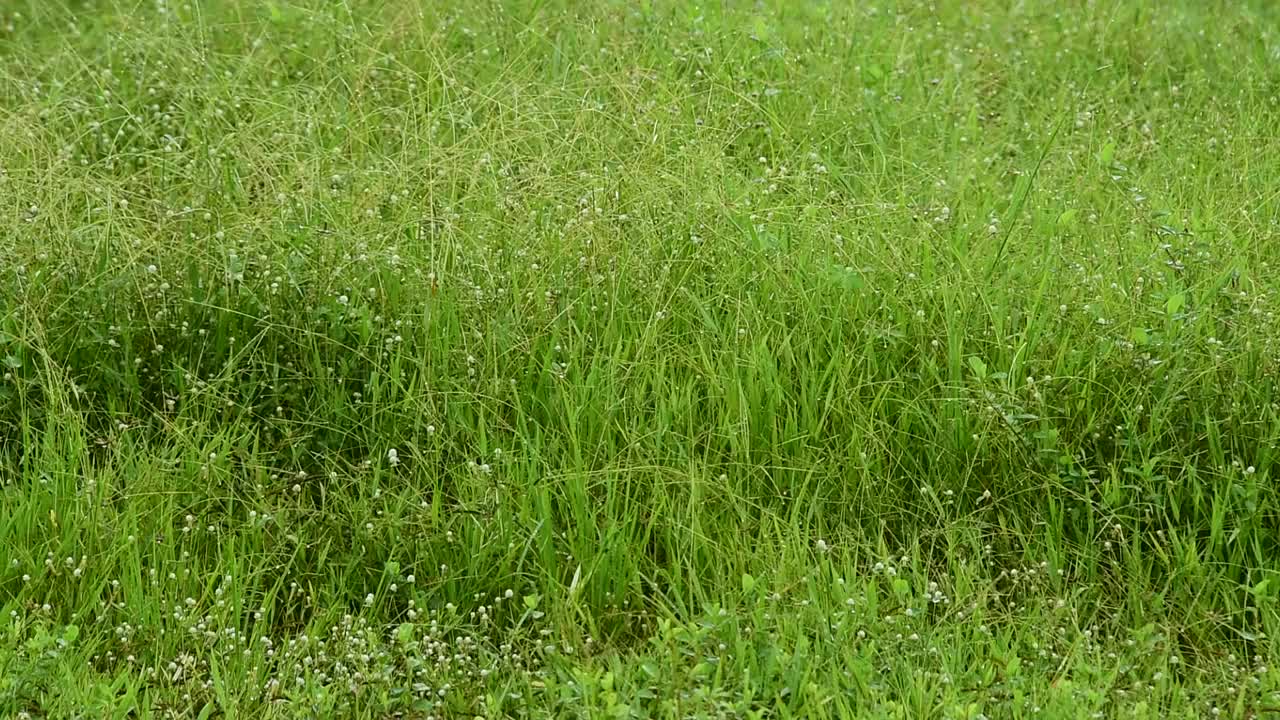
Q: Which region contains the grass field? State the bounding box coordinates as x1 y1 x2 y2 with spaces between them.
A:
3 1 1280 717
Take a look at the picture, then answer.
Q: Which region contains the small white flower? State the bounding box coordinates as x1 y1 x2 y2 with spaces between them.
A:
815 539 830 553
337 295 349 305
387 448 399 466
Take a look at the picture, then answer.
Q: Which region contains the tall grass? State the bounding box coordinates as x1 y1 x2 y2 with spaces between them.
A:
2 0 1280 717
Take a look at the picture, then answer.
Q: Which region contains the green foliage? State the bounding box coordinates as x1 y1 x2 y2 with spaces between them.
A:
1 0 1280 716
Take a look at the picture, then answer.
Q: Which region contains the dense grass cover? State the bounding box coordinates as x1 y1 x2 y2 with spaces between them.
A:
3 0 1280 717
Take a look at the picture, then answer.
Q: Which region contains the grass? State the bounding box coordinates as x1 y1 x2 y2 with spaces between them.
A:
2 0 1280 717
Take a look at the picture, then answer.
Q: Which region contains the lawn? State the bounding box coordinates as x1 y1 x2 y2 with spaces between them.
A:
2 0 1280 717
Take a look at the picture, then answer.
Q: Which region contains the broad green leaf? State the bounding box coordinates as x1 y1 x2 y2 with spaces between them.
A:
750 16 771 41
1100 141 1116 167
967 356 988 381
1006 656 1022 678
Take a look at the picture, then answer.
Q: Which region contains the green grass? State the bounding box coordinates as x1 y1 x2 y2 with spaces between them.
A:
2 0 1280 717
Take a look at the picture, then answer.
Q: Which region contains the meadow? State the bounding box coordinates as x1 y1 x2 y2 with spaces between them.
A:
2 1 1280 717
